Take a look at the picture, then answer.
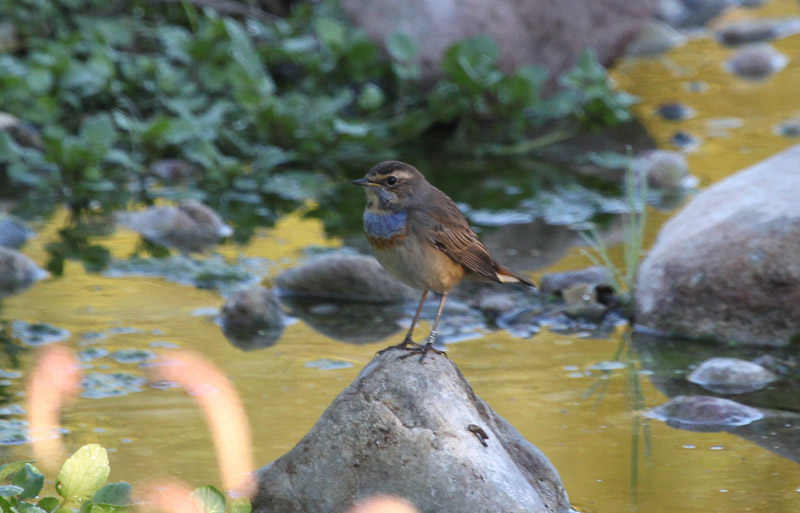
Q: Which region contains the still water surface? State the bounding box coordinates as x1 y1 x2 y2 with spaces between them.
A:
3 1 800 512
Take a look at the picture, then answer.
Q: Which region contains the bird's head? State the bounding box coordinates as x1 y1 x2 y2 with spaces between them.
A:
351 161 425 210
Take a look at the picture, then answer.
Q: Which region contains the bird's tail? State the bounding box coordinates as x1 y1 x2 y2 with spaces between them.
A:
495 263 537 289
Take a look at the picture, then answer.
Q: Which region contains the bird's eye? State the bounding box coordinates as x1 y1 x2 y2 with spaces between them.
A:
385 176 398 187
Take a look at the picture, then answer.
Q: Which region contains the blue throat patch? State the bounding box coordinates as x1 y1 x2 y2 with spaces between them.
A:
364 210 408 239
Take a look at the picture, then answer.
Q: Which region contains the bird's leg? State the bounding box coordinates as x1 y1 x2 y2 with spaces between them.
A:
399 292 449 362
377 290 427 355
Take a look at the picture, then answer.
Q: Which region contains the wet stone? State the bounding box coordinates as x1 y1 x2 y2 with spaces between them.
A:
687 357 777 394
541 267 612 296
716 18 800 46
725 44 788 80
0 247 48 298
561 284 611 322
219 286 285 351
0 214 34 249
106 254 261 293
0 404 25 415
775 119 800 138
77 347 110 362
644 395 764 432
670 130 699 149
116 200 233 253
11 321 70 346
0 419 27 445
110 349 157 364
624 20 688 57
633 150 693 189
304 359 354 371
274 254 415 304
656 102 695 121
81 372 147 399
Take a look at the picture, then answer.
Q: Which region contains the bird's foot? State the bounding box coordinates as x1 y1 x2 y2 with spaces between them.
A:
397 341 447 363
377 336 422 356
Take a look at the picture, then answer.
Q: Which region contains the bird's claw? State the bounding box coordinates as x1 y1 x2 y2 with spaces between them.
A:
376 336 422 356
397 341 447 363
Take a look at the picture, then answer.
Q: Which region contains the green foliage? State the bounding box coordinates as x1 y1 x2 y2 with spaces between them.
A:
1 446 252 513
0 0 634 265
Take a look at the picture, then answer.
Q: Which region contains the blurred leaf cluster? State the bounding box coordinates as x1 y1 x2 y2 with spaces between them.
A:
0 0 634 239
0 444 250 513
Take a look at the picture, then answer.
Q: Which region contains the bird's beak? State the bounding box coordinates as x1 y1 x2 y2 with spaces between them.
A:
351 177 371 187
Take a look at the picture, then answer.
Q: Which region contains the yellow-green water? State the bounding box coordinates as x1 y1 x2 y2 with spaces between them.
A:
3 1 800 511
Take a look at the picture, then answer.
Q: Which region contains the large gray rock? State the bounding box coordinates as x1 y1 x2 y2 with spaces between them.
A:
635 144 800 346
252 349 571 513
341 0 655 85
274 254 415 303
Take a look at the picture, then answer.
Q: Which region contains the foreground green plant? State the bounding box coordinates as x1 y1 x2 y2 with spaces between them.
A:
0 444 250 513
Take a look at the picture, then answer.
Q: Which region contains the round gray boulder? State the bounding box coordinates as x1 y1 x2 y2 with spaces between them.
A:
274 254 415 304
688 357 777 394
252 349 571 513
635 144 800 346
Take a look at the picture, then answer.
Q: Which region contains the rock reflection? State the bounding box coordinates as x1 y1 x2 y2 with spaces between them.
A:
281 297 405 345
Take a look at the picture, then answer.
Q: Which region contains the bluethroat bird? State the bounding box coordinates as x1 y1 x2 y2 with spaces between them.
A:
352 161 536 360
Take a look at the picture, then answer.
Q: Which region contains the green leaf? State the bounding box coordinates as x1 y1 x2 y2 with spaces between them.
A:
12 464 44 499
229 498 251 513
0 485 23 498
315 17 346 49
37 497 60 513
56 444 110 503
386 32 417 62
192 486 225 513
333 118 370 137
0 496 14 513
17 503 47 513
79 115 117 155
92 483 132 507
357 83 384 110
0 462 28 482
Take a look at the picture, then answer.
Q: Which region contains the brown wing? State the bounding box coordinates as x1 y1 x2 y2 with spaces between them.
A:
413 191 502 283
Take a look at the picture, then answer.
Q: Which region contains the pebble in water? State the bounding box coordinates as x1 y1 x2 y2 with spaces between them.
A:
0 247 48 298
645 395 764 432
656 102 696 121
725 44 788 80
687 357 777 394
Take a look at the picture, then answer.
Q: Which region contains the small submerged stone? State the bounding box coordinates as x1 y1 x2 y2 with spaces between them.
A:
110 349 157 364
0 247 48 298
725 44 788 80
644 395 764 432
561 284 613 322
0 418 27 445
624 20 687 57
219 286 285 351
656 102 695 121
670 130 700 149
81 372 147 399
78 347 110 362
274 254 415 304
0 214 34 249
304 359 354 370
716 17 800 46
106 254 260 292
11 321 70 346
633 150 694 189
775 119 800 138
117 200 233 253
687 357 777 394
541 267 612 296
